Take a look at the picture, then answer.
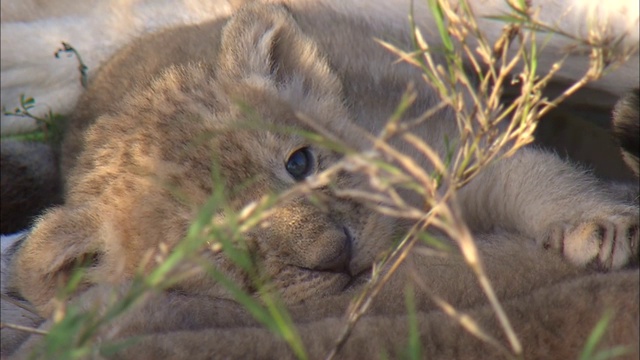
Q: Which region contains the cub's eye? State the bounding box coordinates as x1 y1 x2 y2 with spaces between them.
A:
286 147 314 181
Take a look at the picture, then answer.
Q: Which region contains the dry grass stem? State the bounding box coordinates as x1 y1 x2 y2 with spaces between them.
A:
1 293 39 315
409 266 516 359
0 322 48 336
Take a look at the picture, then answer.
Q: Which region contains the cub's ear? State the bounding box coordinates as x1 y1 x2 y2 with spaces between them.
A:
612 88 639 177
216 3 341 98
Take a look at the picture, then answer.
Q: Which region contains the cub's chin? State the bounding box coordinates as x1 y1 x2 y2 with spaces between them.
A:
269 266 358 303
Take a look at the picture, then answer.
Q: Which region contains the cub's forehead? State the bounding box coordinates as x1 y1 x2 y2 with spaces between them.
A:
214 73 351 137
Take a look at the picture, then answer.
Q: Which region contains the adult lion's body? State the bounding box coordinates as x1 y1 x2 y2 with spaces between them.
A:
2 2 639 358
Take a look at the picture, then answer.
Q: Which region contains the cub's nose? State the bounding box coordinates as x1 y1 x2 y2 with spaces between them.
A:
312 227 352 274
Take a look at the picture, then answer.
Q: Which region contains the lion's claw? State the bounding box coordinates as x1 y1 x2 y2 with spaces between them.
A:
540 215 639 271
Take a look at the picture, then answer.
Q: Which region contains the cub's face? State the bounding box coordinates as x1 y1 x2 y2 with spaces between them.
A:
202 80 400 302
170 6 402 301
13 3 403 316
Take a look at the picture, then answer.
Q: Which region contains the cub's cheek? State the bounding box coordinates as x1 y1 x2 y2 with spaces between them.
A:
348 212 405 276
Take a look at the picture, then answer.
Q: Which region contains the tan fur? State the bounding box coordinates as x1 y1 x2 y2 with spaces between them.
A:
5 3 640 358
13 237 639 359
108 270 638 360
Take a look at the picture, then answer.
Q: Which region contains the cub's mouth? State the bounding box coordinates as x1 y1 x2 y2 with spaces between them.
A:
288 261 372 295
341 269 371 291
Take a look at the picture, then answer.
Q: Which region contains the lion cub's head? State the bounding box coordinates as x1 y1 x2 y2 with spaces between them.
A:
13 4 401 316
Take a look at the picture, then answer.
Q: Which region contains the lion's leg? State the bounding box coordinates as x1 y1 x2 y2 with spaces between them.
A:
456 146 639 270
80 270 637 360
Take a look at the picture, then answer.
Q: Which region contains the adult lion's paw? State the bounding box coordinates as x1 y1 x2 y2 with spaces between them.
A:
540 210 639 270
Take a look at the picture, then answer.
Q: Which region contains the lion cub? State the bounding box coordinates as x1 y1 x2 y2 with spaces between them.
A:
9 2 639 323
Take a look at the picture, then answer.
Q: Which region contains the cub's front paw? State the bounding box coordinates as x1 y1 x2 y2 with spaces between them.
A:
540 212 639 270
